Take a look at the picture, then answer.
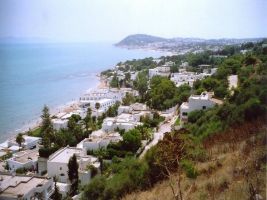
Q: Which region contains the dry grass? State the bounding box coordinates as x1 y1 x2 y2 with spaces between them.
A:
123 125 267 200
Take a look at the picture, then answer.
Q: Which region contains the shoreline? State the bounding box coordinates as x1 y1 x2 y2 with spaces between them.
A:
0 75 102 144
0 45 166 144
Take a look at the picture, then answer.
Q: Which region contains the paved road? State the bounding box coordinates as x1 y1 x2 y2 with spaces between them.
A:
139 115 178 158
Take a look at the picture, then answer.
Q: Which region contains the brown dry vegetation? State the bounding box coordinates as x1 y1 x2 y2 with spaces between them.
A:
123 120 267 200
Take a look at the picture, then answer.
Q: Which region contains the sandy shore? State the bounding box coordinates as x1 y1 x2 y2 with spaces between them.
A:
1 75 104 143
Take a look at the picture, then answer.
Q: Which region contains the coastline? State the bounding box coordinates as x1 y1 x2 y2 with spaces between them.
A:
0 74 102 144
0 44 165 144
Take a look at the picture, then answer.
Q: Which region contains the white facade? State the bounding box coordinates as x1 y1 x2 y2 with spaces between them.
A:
180 92 222 121
6 136 41 150
0 174 53 200
52 118 68 130
170 72 208 87
77 132 122 151
7 149 39 172
149 66 170 79
47 147 100 185
80 88 123 101
101 112 144 133
22 136 41 149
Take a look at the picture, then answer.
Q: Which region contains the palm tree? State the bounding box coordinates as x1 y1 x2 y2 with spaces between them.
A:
16 133 25 149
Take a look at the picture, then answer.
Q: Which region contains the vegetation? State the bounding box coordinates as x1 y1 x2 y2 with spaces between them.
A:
148 76 191 110
16 133 25 148
133 70 148 101
40 106 54 147
68 154 79 196
51 178 62 200
83 41 267 200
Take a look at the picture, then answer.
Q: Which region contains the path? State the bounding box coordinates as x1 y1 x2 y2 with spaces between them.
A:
139 115 178 158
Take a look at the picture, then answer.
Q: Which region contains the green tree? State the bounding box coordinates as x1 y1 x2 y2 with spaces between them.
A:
149 76 178 110
95 102 100 117
16 133 25 148
110 74 119 88
134 71 148 101
40 105 54 148
122 129 142 152
68 154 79 196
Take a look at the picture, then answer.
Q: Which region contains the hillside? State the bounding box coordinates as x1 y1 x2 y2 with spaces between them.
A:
123 119 267 200
115 34 167 47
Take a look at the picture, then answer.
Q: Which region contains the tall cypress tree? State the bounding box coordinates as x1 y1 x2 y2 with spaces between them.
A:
40 105 54 148
68 154 79 196
52 177 62 200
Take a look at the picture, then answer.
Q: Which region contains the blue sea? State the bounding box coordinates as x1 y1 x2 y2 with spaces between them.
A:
0 43 163 142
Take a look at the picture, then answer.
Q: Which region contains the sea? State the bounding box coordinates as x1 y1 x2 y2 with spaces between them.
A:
0 42 163 142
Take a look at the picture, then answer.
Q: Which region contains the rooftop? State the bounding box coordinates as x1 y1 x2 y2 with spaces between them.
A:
48 147 82 163
0 174 51 198
8 149 39 164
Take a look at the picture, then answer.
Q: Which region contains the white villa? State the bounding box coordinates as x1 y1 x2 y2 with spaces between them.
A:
102 113 143 133
47 147 100 185
170 72 206 87
102 103 152 133
149 66 170 79
77 131 122 151
7 149 39 172
0 174 53 200
180 92 223 121
8 136 41 150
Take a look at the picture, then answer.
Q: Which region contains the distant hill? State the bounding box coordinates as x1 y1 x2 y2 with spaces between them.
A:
115 34 265 52
115 34 168 46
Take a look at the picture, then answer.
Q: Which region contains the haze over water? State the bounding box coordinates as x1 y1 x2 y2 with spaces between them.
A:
0 42 163 142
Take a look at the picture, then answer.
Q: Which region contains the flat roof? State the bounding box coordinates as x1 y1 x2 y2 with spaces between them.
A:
9 149 39 164
0 174 51 198
48 147 82 163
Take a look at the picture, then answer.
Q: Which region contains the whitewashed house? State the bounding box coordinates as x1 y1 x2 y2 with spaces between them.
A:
7 149 39 172
149 66 170 79
102 113 142 133
171 71 212 88
47 147 100 185
77 132 122 151
0 174 53 200
52 118 68 130
180 92 223 121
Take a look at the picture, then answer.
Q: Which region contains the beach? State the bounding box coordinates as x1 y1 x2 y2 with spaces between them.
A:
0 43 163 142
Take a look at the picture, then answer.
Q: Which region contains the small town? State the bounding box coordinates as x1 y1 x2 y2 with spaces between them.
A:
0 39 266 200
0 0 266 199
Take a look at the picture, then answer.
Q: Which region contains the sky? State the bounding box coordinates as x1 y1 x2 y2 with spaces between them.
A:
0 0 266 42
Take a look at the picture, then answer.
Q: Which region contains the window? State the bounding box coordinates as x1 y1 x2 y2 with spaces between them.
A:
182 112 187 116
59 167 62 170
202 106 206 110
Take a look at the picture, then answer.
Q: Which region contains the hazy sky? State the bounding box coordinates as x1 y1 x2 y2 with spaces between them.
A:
0 0 266 42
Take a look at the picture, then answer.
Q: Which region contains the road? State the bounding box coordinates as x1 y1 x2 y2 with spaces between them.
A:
139 115 178 158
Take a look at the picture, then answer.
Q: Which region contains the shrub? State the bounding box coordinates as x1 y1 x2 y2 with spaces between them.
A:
39 146 58 158
181 159 198 179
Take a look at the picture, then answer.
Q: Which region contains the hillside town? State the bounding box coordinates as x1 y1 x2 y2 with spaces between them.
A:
0 40 266 200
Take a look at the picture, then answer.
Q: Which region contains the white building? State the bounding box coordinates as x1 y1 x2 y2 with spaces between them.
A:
80 88 122 101
163 61 175 67
170 72 207 87
102 113 142 133
4 136 41 150
0 174 53 200
52 118 68 130
180 92 223 121
47 147 100 185
7 149 39 172
149 66 170 79
77 132 122 151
